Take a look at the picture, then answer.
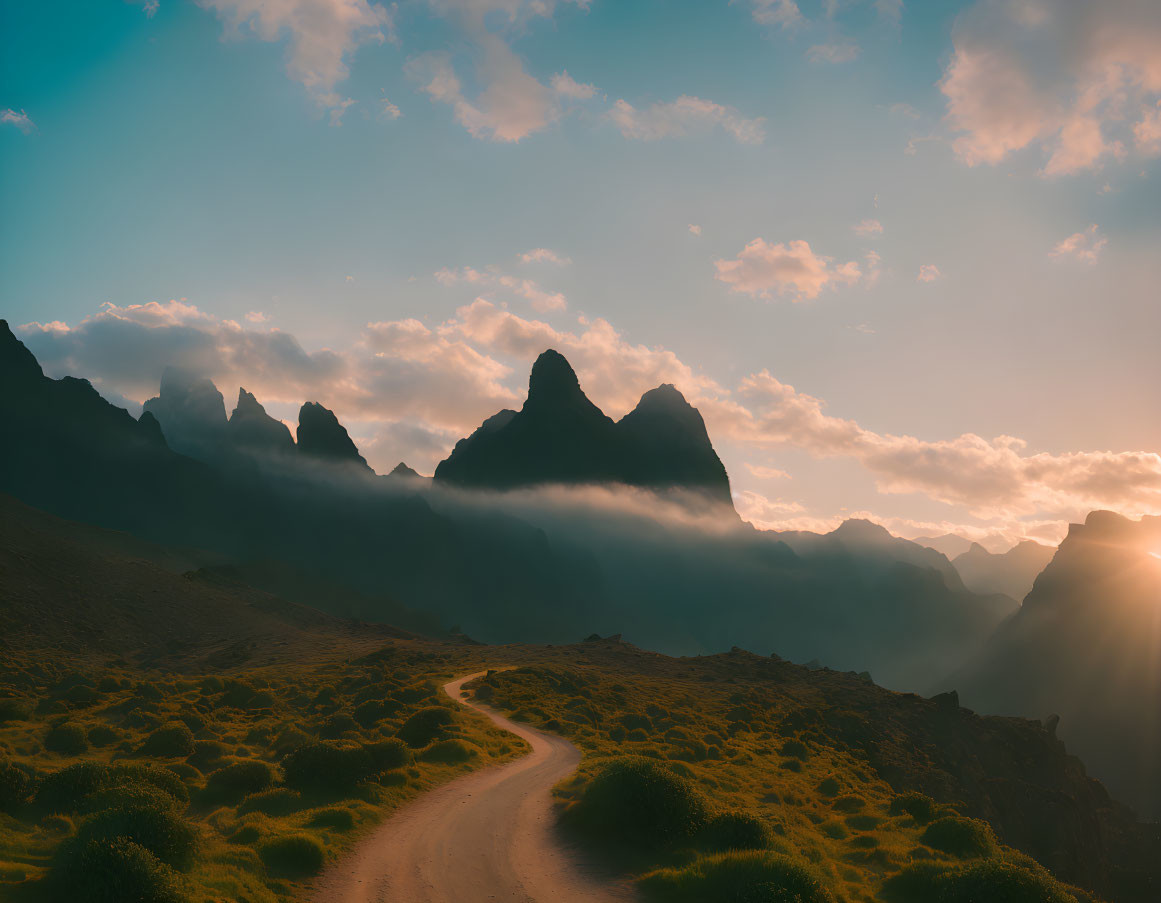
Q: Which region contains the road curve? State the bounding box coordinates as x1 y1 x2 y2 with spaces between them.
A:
310 671 635 903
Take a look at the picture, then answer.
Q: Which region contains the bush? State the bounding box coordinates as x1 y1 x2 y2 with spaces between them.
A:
419 739 476 764
0 758 35 812
699 812 772 852
204 760 276 804
141 723 197 758
397 706 456 747
889 792 938 824
75 804 199 869
51 837 190 903
921 817 997 859
365 738 410 772
238 788 302 816
571 757 709 848
308 806 356 830
36 763 187 814
779 739 808 760
187 740 228 770
259 833 325 878
0 699 31 723
639 851 834 902
88 725 120 747
353 699 400 728
937 860 1076 903
79 782 184 815
282 741 373 796
881 862 949 902
832 795 864 813
46 722 89 755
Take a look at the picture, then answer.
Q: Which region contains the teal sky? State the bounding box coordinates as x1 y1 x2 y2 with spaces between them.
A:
3 0 1160 548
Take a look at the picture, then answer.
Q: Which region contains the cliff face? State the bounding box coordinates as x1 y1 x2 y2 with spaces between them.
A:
228 388 295 456
951 511 1161 821
296 401 371 471
434 349 733 506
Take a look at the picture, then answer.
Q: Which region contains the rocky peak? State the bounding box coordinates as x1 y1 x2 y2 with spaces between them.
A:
0 320 44 383
142 368 228 457
296 402 370 471
228 388 294 454
525 349 587 410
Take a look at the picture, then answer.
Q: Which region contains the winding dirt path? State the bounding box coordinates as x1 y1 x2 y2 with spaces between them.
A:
310 671 635 903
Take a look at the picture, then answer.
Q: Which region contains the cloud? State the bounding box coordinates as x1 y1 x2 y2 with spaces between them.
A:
551 71 597 100
609 96 766 144
436 264 567 312
713 238 864 301
808 43 860 64
917 263 941 282
519 248 571 265
141 0 160 17
749 0 803 29
853 218 883 237
1049 224 1107 263
381 97 401 119
197 0 392 120
1133 100 1161 154
1 108 36 134
940 0 1161 175
688 224 702 236
744 462 791 480
244 310 269 323
19 296 1161 533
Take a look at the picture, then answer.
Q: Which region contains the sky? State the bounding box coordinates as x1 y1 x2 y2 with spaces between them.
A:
2 0 1160 550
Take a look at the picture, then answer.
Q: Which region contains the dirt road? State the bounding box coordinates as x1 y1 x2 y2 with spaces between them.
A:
310 671 635 903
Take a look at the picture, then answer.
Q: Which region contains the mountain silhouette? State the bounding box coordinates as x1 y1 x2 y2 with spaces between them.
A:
952 539 1054 601
228 387 295 455
435 349 732 505
297 401 371 471
950 510 1161 819
142 366 230 460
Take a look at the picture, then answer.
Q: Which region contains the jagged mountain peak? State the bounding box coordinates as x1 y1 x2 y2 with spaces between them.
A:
0 319 44 382
297 401 370 471
229 387 294 454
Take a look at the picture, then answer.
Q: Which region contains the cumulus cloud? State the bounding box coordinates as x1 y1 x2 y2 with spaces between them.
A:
381 97 401 119
19 295 1161 536
940 0 1161 175
714 238 864 301
917 263 941 282
609 96 766 144
519 248 571 265
744 462 790 480
1 108 36 134
551 71 597 100
436 263 567 311
688 224 702 236
197 0 392 121
244 310 269 323
749 0 803 29
808 43 859 64
1049 224 1107 263
853 218 883 237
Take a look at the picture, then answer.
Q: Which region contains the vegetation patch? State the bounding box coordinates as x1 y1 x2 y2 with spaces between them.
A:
639 850 835 903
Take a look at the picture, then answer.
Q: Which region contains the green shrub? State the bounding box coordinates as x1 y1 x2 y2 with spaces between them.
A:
365 738 410 772
228 824 261 845
88 725 120 747
397 706 456 747
699 812 772 852
141 723 197 758
46 722 89 755
779 739 808 760
419 739 475 764
187 740 228 770
570 756 709 848
259 833 325 878
889 792 938 824
639 850 834 902
353 699 397 728
36 763 187 814
308 807 356 831
0 699 31 723
318 712 359 738
204 760 276 804
832 795 864 813
79 782 184 815
238 788 302 816
75 804 199 869
282 741 373 795
51 837 190 903
880 861 949 902
0 758 35 812
937 860 1077 903
921 816 997 859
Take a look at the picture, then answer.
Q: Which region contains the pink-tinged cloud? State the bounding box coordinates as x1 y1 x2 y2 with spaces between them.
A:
853 218 883 237
714 238 863 301
436 263 567 312
1049 224 1107 264
609 96 766 144
940 0 1161 175
1 108 36 134
917 264 941 282
551 71 597 100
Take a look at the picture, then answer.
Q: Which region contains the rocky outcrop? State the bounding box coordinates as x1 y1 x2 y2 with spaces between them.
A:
434 349 732 506
142 367 229 459
228 388 294 456
296 401 371 471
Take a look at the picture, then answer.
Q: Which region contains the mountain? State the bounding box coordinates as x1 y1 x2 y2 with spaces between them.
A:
434 349 732 506
950 510 1161 819
952 538 1055 601
914 532 977 559
142 366 230 460
228 387 295 456
297 401 371 471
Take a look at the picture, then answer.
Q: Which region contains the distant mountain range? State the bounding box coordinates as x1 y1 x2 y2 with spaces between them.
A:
0 320 1041 689
949 510 1161 819
952 539 1055 601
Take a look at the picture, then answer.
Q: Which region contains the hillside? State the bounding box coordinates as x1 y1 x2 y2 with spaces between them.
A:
950 511 1161 820
952 540 1055 601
